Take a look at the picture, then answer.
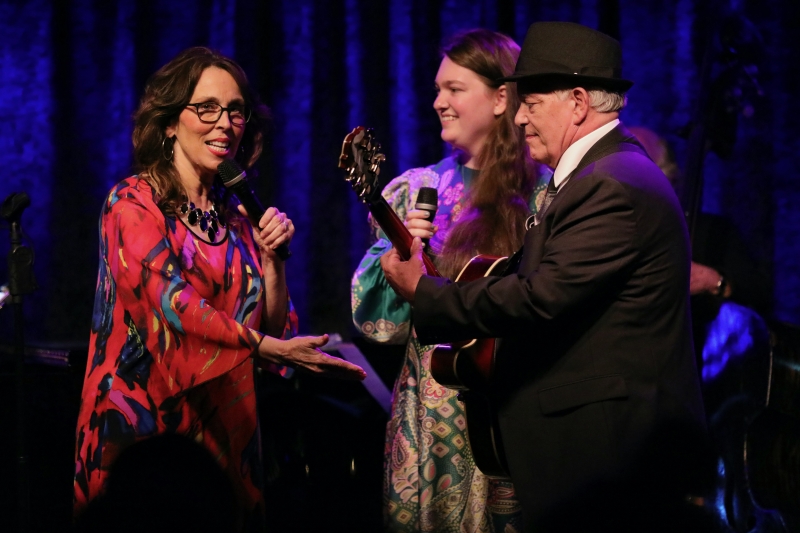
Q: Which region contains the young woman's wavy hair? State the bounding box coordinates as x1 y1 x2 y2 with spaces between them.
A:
436 29 541 280
132 46 271 220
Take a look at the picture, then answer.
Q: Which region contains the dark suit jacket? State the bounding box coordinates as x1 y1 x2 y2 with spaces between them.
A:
414 124 709 531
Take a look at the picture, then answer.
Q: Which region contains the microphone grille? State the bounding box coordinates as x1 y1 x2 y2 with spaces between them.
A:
217 159 245 186
416 187 438 207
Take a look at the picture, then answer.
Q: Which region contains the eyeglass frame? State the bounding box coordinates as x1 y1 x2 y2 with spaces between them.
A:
185 102 251 126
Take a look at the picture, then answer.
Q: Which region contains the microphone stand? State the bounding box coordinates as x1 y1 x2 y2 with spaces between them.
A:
2 192 38 533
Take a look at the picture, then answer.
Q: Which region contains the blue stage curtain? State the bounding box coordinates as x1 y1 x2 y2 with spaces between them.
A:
0 0 798 344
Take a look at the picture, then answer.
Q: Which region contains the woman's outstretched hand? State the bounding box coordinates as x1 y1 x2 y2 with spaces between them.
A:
258 334 366 380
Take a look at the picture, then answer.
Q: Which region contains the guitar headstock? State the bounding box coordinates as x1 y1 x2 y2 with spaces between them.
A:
339 126 386 204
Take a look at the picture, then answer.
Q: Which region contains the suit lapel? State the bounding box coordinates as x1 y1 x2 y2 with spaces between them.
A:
519 124 646 275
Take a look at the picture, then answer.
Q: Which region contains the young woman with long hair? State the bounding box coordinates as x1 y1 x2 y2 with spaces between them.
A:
352 29 551 533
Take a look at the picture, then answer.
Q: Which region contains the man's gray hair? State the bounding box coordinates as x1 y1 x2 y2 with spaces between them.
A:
553 88 627 113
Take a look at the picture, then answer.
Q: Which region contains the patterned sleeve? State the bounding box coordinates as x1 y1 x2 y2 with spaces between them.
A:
99 193 265 394
351 167 439 344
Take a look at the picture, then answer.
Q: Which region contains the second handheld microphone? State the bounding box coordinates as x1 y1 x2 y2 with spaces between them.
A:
415 187 438 249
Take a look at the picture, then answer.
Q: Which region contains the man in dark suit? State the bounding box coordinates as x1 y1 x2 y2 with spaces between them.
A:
380 22 711 532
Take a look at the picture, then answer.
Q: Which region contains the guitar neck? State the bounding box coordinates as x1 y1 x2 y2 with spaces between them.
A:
369 196 442 277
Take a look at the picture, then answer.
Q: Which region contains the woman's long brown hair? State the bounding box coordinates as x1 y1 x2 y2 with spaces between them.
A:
435 30 540 280
131 46 271 221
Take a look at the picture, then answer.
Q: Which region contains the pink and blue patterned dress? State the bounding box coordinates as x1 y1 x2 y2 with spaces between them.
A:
74 176 297 525
352 156 550 532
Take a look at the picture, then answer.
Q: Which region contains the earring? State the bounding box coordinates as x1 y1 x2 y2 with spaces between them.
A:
162 135 175 161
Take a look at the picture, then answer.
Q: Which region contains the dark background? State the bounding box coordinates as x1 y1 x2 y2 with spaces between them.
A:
0 0 798 531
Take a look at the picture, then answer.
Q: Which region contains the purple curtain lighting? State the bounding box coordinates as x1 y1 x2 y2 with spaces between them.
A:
1 0 798 347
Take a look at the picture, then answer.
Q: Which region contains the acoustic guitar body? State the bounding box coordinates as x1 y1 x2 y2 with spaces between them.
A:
429 254 508 391
428 254 512 478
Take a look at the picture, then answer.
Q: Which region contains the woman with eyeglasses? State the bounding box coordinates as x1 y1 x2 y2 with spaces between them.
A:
73 47 365 531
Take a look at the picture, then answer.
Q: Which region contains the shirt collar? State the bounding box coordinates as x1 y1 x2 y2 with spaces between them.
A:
552 118 620 188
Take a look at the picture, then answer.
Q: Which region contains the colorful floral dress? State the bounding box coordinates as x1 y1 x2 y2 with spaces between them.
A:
74 177 297 527
352 156 550 532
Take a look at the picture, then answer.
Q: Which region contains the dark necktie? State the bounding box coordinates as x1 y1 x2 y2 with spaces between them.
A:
534 178 558 225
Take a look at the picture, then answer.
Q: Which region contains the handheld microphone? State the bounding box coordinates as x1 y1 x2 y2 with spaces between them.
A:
415 187 438 249
217 159 291 261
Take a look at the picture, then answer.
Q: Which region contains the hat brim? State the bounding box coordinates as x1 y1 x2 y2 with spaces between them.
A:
498 72 634 93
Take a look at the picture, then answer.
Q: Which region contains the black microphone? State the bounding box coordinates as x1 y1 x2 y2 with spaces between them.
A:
217 159 291 261
415 187 438 249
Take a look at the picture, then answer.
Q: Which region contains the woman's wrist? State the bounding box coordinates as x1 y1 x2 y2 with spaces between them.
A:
256 335 284 363
260 247 285 265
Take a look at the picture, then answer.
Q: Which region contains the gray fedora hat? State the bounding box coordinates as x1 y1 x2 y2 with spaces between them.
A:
500 21 633 92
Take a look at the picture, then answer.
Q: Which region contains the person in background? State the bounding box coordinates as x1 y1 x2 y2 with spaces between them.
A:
352 29 550 533
629 126 773 370
73 46 365 532
628 126 771 313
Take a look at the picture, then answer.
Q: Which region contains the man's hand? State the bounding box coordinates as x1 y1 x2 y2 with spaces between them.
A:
380 237 427 304
690 261 729 297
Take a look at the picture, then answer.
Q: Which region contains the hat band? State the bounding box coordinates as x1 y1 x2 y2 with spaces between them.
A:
516 57 623 79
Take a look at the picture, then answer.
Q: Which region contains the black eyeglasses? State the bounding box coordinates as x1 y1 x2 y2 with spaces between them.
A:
186 102 251 126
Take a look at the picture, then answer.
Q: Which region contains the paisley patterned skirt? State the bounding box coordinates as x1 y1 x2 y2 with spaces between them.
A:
384 336 523 532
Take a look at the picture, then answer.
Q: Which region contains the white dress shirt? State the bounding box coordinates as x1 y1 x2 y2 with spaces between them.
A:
552 118 620 189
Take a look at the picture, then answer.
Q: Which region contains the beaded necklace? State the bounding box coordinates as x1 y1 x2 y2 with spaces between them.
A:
179 199 225 242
